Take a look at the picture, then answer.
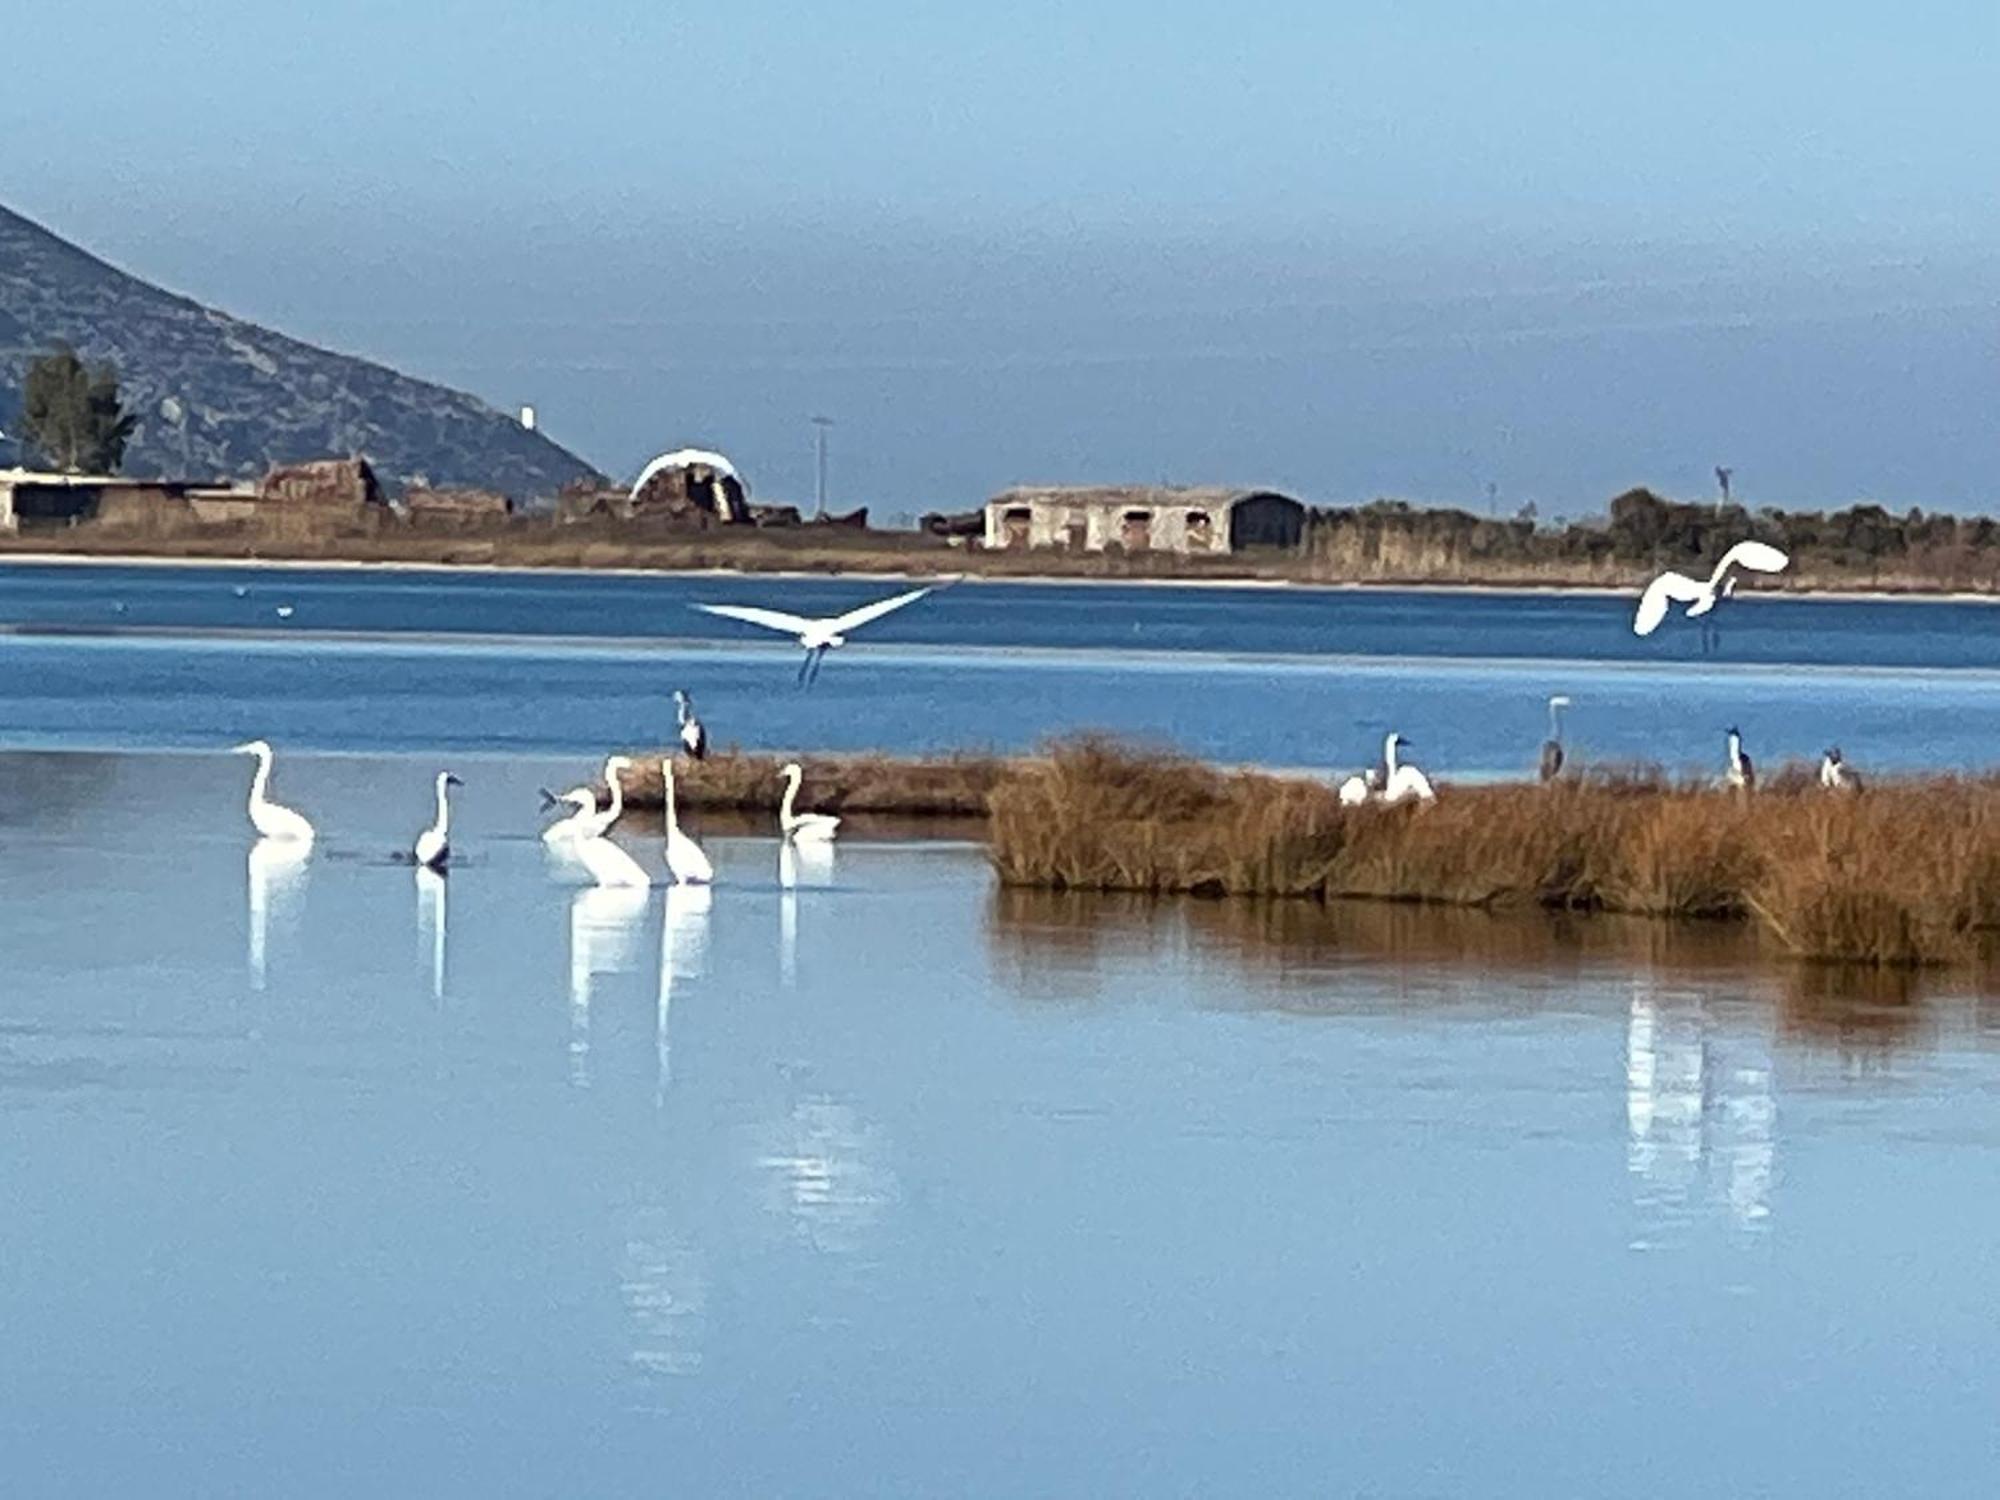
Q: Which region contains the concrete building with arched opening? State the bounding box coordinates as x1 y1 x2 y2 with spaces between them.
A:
982 486 1306 557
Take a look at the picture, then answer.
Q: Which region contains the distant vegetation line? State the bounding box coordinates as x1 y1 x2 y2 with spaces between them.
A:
5 483 1999 593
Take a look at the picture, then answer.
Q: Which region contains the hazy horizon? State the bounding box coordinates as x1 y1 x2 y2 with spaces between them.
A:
4 1 1993 517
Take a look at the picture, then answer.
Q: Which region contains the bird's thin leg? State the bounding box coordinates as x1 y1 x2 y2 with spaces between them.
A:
796 650 812 687
806 647 826 686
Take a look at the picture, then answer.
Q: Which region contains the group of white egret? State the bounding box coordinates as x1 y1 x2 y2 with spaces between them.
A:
227 695 841 895
228 539 1826 883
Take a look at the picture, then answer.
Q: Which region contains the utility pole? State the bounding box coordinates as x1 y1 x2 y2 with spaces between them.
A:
810 415 834 519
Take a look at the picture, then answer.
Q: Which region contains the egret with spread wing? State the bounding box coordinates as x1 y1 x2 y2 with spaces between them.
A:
693 585 938 685
1633 541 1789 638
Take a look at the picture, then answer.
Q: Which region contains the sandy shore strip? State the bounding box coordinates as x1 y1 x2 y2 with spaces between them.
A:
0 549 1995 606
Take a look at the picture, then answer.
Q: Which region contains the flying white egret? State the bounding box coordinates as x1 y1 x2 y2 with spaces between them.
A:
1540 696 1571 783
778 762 841 843
1820 746 1862 793
692 584 937 685
1380 733 1436 805
230 740 314 845
661 760 714 886
1725 726 1756 793
1633 541 1790 637
674 690 708 760
412 771 463 870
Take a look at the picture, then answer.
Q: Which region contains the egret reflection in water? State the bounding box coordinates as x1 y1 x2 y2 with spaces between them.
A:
567 883 651 1087
246 836 309 991
777 839 835 988
1623 987 1776 1248
415 866 447 1001
656 883 711 1104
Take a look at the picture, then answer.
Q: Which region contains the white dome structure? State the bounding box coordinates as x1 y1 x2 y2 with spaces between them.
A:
630 448 741 501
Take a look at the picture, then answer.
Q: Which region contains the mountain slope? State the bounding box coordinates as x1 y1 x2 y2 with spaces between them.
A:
0 203 601 498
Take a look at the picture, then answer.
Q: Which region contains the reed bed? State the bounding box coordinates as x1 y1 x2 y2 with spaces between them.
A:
614 748 1007 818
985 738 2000 967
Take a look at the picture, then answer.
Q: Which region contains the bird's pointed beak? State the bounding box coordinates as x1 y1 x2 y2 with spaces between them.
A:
227 741 256 754
446 775 464 788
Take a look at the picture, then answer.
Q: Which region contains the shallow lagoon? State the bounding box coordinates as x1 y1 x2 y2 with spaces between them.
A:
5 750 2000 1495
7 569 2000 1493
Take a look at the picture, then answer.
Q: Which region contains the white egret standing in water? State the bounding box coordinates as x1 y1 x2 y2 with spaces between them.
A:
412 771 462 870
1632 541 1790 638
692 584 939 685
230 740 314 845
540 755 631 841
777 763 840 842
573 833 652 889
662 761 714 886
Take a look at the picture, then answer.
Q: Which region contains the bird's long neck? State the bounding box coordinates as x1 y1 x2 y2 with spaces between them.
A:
247 750 272 810
1384 737 1400 776
1728 733 1742 768
432 777 452 836
781 770 800 824
604 765 625 821
662 766 679 834
1548 704 1561 739
675 698 689 728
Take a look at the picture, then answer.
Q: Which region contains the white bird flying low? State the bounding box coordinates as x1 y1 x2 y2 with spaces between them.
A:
692 585 938 685
230 739 315 845
1633 541 1790 637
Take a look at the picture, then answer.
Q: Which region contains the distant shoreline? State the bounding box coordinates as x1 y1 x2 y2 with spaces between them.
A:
3 548 1998 607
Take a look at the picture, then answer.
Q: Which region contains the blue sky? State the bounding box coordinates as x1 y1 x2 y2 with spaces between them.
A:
4 1 1994 513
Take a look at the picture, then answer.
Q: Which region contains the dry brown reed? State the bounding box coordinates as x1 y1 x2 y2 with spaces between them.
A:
986 739 2000 967
614 748 1007 818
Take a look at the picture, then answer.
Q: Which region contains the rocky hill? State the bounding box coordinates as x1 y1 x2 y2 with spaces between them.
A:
0 203 601 499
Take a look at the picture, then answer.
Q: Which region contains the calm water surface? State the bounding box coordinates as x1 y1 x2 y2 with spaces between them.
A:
7 566 2000 1494
4 561 2000 774
4 752 2000 1495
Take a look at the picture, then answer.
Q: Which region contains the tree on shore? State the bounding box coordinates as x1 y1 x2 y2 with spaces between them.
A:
20 344 136 473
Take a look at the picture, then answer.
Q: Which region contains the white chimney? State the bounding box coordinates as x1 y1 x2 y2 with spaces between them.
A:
519 404 538 432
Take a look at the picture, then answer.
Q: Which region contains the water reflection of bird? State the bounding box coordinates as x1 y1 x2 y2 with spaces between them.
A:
412 770 462 870
1633 540 1789 639
778 763 840 843
416 865 447 1000
568 882 651 1086
1539 695 1570 783
662 761 713 886
246 836 309 991
658 883 712 1099
693 583 938 686
230 739 314 845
